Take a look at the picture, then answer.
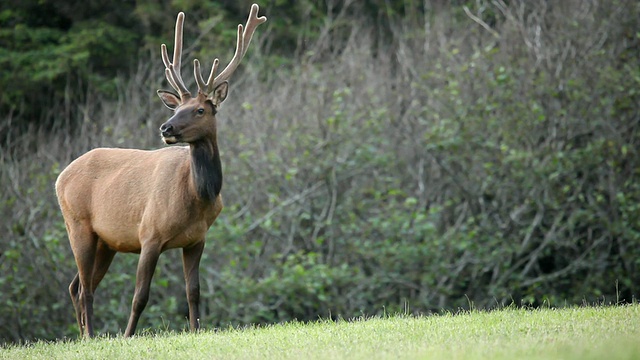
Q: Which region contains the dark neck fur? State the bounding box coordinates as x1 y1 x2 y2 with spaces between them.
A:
190 140 223 203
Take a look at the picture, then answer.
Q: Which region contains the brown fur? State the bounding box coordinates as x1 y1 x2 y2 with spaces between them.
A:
55 4 265 338
56 146 223 254
56 142 223 337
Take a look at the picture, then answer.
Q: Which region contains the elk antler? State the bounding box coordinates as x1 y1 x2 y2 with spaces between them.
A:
194 3 267 97
162 12 191 101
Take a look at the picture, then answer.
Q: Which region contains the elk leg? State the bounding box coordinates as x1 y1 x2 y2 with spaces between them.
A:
124 245 161 337
69 224 99 338
68 240 114 337
182 241 205 331
91 240 117 291
68 273 83 334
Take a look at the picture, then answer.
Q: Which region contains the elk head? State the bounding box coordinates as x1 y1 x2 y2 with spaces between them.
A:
158 5 266 145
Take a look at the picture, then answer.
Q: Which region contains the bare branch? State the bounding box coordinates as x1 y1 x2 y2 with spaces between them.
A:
463 6 500 39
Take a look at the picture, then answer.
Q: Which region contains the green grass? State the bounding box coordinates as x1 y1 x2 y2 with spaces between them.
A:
3 305 639 359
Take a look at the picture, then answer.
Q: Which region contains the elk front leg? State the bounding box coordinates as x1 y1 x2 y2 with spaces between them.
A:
182 241 205 331
124 245 161 337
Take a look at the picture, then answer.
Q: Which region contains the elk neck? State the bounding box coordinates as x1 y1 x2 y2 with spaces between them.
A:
188 135 222 203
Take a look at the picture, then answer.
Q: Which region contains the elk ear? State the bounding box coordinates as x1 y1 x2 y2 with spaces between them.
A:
210 81 228 106
157 90 181 110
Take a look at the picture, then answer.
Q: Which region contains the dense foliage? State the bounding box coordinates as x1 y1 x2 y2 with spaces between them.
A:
1 0 638 343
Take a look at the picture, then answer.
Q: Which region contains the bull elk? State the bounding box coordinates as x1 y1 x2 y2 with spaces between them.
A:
55 4 266 337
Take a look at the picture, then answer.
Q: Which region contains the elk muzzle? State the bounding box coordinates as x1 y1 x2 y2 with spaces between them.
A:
160 122 179 144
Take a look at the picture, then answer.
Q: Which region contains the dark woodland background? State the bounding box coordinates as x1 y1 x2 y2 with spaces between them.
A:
1 0 639 343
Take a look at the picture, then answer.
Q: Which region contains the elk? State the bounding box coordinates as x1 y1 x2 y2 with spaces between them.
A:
55 4 266 337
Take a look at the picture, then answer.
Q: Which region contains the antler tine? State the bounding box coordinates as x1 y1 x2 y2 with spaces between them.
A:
192 23 241 95
205 58 220 94
164 68 180 92
194 57 220 96
211 3 267 89
161 12 191 100
194 59 207 92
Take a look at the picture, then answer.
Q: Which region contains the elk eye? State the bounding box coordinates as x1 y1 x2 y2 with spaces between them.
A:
197 108 205 115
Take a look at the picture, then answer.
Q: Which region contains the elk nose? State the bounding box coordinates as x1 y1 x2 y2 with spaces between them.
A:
160 123 174 136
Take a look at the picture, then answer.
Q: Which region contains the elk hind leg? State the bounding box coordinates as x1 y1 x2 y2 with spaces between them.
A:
69 273 83 334
68 222 99 337
91 240 117 291
69 239 116 336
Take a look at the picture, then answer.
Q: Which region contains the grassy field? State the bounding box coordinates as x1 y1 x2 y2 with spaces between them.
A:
2 305 639 359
